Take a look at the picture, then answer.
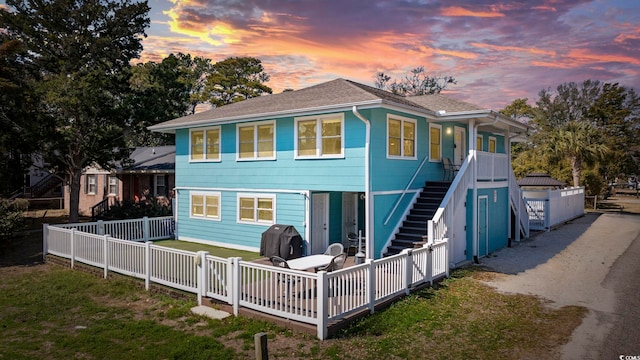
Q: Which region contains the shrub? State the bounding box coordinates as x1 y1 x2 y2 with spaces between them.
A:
96 196 172 221
0 199 26 239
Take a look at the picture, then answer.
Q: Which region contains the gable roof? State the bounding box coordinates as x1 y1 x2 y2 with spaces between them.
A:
118 146 175 173
517 172 565 188
149 79 433 133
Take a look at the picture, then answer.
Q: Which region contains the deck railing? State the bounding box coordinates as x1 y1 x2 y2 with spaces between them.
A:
54 216 174 242
43 219 449 340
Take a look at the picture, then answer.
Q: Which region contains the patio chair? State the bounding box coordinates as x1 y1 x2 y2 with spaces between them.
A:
347 232 365 255
269 256 290 268
316 253 347 272
442 157 460 181
324 243 344 256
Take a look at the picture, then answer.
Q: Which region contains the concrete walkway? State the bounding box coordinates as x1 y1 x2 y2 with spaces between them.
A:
479 212 640 359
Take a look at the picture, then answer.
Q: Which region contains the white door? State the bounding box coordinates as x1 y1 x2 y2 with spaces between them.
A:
454 127 466 166
311 193 329 254
342 193 358 246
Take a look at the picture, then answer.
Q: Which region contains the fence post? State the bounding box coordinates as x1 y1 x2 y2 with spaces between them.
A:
142 216 150 241
544 198 550 231
366 259 375 314
145 241 152 290
196 251 209 306
427 220 434 244
444 239 450 278
70 229 75 269
426 243 433 285
97 220 104 235
316 271 328 340
103 235 109 279
232 257 241 316
42 224 49 262
401 249 412 294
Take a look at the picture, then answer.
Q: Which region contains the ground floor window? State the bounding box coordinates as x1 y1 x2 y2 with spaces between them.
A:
190 192 221 220
238 193 275 225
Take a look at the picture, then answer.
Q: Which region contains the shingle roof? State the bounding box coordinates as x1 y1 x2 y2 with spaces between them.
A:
118 146 175 173
408 94 485 113
149 78 431 131
517 172 565 187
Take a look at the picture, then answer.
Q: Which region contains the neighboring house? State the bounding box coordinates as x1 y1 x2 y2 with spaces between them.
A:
63 146 176 217
149 79 529 264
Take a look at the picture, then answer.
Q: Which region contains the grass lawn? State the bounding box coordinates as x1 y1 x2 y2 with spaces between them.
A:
153 239 262 261
0 211 588 359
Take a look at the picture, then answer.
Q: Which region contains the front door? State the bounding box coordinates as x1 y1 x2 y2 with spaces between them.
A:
311 193 329 254
454 127 466 166
477 196 488 258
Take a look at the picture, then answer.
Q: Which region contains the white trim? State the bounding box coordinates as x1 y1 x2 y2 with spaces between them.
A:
476 134 484 152
236 120 276 161
237 193 276 226
179 236 260 253
294 113 345 159
370 189 421 196
189 126 221 162
189 191 222 221
428 123 443 162
86 174 97 195
386 114 417 160
476 181 508 189
488 136 497 153
176 186 306 194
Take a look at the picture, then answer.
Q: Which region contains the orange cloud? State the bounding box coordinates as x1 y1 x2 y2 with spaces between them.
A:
441 6 505 18
568 48 640 66
471 42 556 57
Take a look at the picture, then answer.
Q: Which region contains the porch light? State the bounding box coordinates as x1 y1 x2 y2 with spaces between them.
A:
446 127 452 135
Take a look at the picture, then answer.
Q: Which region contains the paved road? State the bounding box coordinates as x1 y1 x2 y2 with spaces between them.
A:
480 212 640 359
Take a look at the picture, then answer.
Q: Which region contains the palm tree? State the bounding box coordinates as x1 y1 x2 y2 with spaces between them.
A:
545 121 609 187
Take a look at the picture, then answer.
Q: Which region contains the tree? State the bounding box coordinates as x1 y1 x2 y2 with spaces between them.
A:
205 57 272 107
500 98 535 124
374 66 456 96
0 0 150 222
544 121 609 187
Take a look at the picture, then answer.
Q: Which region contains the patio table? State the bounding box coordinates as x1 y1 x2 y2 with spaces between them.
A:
286 254 334 271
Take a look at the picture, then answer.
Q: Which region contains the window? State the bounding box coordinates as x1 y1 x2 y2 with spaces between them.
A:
387 115 416 158
154 175 166 197
237 121 275 160
295 114 343 158
429 124 442 161
190 127 220 161
85 174 97 195
108 176 118 196
237 194 275 225
190 192 221 220
489 137 497 153
476 135 483 151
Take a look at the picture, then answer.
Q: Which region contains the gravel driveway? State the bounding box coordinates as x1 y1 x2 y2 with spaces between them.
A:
479 212 640 359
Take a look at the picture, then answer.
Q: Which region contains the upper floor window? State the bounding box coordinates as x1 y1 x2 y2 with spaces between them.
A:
108 175 118 196
237 121 275 160
191 192 221 220
488 137 497 153
238 194 275 225
190 127 220 161
387 115 416 159
295 114 343 159
85 174 97 195
476 135 484 152
429 123 442 162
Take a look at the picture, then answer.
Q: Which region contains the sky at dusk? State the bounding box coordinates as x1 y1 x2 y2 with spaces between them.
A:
4 0 640 109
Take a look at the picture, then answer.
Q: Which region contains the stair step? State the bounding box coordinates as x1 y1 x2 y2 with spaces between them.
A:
394 232 426 241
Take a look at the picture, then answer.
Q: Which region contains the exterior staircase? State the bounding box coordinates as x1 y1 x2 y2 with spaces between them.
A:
384 181 450 256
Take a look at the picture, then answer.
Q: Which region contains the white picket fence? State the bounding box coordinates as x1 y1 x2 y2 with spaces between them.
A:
523 187 585 231
44 219 449 340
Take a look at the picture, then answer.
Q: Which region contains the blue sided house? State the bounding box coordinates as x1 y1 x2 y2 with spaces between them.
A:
149 78 530 266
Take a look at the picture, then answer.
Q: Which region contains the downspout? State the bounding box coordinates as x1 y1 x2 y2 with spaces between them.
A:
473 114 499 263
352 106 372 259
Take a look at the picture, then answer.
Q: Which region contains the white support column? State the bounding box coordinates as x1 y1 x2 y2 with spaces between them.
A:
316 271 328 340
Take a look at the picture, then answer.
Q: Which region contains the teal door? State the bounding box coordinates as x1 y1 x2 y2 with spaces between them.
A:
478 196 488 257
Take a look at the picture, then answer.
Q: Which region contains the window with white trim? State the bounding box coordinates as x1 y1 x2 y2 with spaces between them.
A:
154 175 166 197
108 175 118 196
190 127 220 161
190 192 221 220
476 135 484 152
429 123 442 162
387 115 416 158
237 121 275 160
295 114 343 158
237 194 275 225
488 136 497 153
85 174 97 195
